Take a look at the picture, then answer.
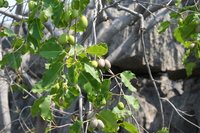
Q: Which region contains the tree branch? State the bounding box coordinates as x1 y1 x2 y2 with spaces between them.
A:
116 3 165 128
0 9 28 21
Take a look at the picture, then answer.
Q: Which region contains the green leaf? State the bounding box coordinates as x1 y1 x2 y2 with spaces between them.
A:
112 106 132 119
174 14 197 43
169 12 180 19
43 6 53 17
42 61 63 86
28 18 44 40
31 97 45 117
39 39 63 59
0 52 21 70
157 127 168 133
51 3 65 27
71 0 80 10
0 0 8 8
16 0 23 4
124 95 139 110
32 61 63 93
86 43 108 56
101 79 111 94
175 0 181 6
120 71 136 92
185 62 196 76
79 71 100 91
174 27 184 43
84 63 100 82
0 28 16 37
157 21 170 33
67 64 79 84
69 121 82 133
71 0 89 12
68 44 84 56
120 121 138 133
39 96 52 120
98 110 119 133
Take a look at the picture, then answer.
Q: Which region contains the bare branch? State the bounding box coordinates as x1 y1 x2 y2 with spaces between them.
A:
161 97 200 129
116 3 165 127
0 9 28 21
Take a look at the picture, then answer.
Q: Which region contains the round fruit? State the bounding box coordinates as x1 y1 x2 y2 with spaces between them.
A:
104 59 111 70
39 11 48 23
68 35 75 45
79 15 88 28
97 119 105 129
117 102 124 110
29 1 37 10
190 43 195 48
97 59 105 68
90 118 98 128
58 33 69 45
91 60 98 68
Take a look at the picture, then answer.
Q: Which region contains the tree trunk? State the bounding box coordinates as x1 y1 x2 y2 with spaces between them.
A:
0 72 11 133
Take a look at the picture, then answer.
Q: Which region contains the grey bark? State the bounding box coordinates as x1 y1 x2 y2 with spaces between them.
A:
0 71 11 133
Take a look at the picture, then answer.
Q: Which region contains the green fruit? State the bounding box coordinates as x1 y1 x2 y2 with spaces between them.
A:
91 60 98 68
79 15 88 28
97 119 105 129
58 33 69 45
39 11 48 23
104 59 111 70
29 1 37 10
97 59 105 68
68 35 75 45
117 102 124 110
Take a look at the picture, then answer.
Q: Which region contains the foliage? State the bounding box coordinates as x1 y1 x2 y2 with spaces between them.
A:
156 127 168 133
158 3 200 76
0 0 139 132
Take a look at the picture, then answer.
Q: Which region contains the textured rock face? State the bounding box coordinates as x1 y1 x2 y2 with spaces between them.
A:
0 1 199 133
93 1 200 133
105 5 185 73
133 75 199 133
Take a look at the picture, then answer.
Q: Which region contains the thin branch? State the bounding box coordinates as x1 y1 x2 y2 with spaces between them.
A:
76 85 84 133
92 1 98 46
161 97 200 129
140 28 164 127
116 4 165 127
0 9 28 21
0 9 55 36
108 69 142 133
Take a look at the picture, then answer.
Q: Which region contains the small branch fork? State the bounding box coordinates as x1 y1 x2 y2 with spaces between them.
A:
115 3 165 128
